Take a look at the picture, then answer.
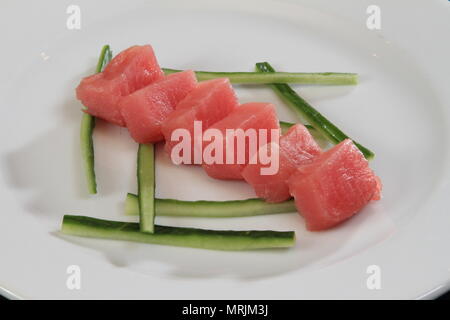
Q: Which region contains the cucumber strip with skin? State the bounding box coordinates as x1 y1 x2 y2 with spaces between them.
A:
95 45 113 72
80 45 112 194
137 144 156 233
163 68 358 85
80 114 97 194
256 62 374 160
125 193 296 217
61 215 296 251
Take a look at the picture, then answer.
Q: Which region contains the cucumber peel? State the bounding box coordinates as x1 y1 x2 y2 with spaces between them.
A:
137 144 156 233
95 45 113 73
80 113 97 194
80 45 112 194
256 62 374 160
125 193 296 217
61 215 296 251
163 68 358 85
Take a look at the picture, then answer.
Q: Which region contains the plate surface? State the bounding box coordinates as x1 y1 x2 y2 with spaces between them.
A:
0 0 449 299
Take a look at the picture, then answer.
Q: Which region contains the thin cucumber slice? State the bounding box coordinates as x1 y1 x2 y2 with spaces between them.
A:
125 193 141 216
95 45 113 73
256 62 374 160
137 144 156 233
61 215 296 251
125 193 296 217
80 45 112 194
80 113 97 194
163 68 358 85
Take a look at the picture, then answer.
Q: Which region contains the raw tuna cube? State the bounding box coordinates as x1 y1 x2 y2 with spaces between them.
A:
288 139 381 231
242 124 322 203
76 45 164 126
161 78 239 163
202 102 280 180
120 70 197 143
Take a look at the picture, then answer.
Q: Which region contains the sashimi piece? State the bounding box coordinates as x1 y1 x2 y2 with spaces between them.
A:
120 70 197 143
76 45 164 126
288 139 381 231
202 103 280 180
161 78 239 164
242 124 322 203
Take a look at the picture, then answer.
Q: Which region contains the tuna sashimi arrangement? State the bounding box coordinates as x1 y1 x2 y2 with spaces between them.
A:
62 44 381 251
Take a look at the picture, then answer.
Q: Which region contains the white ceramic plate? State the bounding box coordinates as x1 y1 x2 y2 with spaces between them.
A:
0 0 449 299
